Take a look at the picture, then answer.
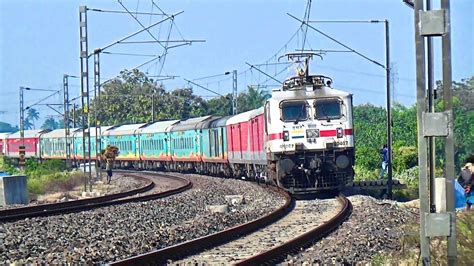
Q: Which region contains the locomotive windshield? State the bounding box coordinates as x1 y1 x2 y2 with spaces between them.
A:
281 101 308 122
314 99 342 120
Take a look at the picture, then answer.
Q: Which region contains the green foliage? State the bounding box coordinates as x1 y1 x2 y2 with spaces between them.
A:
41 117 60 130
353 104 387 170
353 164 378 181
0 158 82 195
392 166 420 200
92 69 270 125
354 76 473 184
236 86 270 113
0 121 18 133
392 146 418 173
435 77 474 169
27 178 45 195
24 159 67 179
26 108 40 129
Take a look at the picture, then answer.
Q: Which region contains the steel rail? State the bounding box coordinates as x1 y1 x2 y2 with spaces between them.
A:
236 194 352 265
111 185 294 266
0 171 191 222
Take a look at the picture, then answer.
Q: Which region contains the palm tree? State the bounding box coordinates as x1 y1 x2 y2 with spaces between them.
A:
27 108 40 129
24 118 33 130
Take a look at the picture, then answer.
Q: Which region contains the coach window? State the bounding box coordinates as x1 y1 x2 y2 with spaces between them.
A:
280 101 308 122
314 99 342 120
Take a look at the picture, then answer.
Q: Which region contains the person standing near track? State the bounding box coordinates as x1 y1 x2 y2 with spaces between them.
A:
379 144 389 178
102 145 118 184
106 158 113 184
458 156 474 210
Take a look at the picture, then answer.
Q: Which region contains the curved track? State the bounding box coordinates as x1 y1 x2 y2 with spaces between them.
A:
112 189 351 265
0 171 191 222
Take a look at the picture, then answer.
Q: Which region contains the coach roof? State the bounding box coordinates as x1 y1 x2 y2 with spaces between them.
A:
226 109 255 126
139 120 179 134
168 116 213 132
41 128 81 138
7 129 50 139
103 123 147 136
73 126 114 138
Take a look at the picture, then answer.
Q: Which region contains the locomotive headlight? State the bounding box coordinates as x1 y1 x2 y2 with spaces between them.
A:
283 131 290 141
336 127 343 138
335 154 350 169
306 129 319 138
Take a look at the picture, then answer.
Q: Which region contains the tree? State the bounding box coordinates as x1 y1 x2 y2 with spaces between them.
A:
24 118 33 130
0 122 18 133
26 108 40 129
94 69 167 125
236 86 270 113
41 117 59 130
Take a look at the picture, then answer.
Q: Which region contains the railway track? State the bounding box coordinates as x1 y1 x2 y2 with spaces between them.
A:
112 191 351 265
0 171 191 222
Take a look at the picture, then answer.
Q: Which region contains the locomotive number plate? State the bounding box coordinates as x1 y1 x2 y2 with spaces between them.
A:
334 140 348 146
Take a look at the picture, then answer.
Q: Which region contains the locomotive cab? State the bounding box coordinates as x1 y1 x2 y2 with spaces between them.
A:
265 64 355 194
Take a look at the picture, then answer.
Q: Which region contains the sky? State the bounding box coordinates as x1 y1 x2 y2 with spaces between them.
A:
0 0 473 127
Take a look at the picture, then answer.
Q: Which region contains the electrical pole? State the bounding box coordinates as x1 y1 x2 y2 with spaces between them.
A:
232 70 238 115
72 104 77 128
412 0 457 264
440 0 457 263
93 50 101 182
63 75 71 169
385 20 393 199
19 87 25 169
79 5 92 192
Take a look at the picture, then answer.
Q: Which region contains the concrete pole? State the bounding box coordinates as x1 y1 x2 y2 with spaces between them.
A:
63 75 71 169
232 70 238 115
441 0 457 263
385 20 393 199
413 0 431 264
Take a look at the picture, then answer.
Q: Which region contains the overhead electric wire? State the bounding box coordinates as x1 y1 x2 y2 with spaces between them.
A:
301 0 312 51
156 16 174 77
102 51 159 57
87 8 165 16
117 0 167 49
100 55 163 86
183 78 227 98
25 90 61 109
288 13 386 69
246 62 282 84
151 1 186 41
193 72 232 81
117 40 204 44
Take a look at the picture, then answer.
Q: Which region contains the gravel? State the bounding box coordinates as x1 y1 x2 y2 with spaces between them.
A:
0 173 286 264
283 195 418 265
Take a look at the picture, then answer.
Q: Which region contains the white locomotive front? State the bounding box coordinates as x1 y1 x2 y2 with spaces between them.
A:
265 59 355 193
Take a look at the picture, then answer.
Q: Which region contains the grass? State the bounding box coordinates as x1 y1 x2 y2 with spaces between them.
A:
387 211 474 265
0 156 86 196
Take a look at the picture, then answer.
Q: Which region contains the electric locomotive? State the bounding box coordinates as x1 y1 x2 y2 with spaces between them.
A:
265 53 355 193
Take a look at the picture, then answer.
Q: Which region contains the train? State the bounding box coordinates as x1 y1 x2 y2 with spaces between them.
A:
1 55 355 194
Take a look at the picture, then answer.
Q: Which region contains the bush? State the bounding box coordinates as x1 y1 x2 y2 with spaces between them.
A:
28 178 45 195
393 146 418 174
43 171 85 193
394 166 419 189
354 165 379 181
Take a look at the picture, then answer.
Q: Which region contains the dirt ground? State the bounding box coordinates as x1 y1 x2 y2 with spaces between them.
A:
35 172 146 204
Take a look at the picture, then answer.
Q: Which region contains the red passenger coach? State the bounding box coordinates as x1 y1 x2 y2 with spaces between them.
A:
226 110 254 164
249 107 266 165
0 133 10 155
6 130 49 158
